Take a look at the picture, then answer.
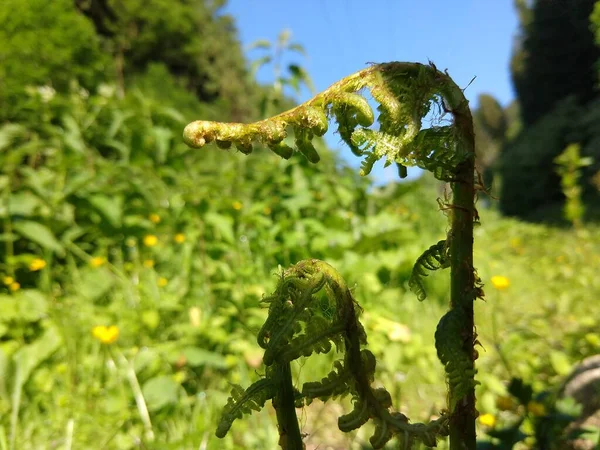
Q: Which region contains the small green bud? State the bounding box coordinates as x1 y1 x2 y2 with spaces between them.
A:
235 139 253 155
216 140 232 149
294 128 320 163
262 121 287 143
397 163 408 178
268 141 294 159
297 140 320 163
303 107 329 136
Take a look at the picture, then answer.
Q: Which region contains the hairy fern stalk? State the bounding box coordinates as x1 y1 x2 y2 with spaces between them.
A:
184 62 479 450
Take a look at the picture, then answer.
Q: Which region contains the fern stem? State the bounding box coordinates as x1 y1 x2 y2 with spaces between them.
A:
443 79 477 450
273 362 304 450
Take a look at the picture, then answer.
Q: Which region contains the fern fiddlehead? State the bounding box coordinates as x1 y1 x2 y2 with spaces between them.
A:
185 61 478 449
214 260 451 449
409 239 451 302
184 62 470 181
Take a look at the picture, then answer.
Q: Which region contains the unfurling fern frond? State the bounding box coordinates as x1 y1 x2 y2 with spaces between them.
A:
301 360 351 400
278 319 345 363
259 273 324 365
184 62 472 181
338 397 370 432
435 308 478 411
370 419 394 449
215 258 456 448
188 59 479 449
409 240 451 301
216 379 275 438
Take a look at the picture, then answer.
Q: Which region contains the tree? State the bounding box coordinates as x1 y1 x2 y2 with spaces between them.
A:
511 0 599 127
499 0 600 220
0 0 108 120
76 0 257 120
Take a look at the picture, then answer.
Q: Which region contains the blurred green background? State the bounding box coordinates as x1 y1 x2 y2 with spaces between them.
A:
1 1 599 449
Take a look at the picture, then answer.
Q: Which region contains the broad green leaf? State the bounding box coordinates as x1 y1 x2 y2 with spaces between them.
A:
205 212 234 244
107 109 134 139
0 290 47 323
12 220 64 254
16 290 48 322
153 126 173 164
0 294 18 322
104 138 130 160
12 326 62 392
245 39 271 51
157 107 185 123
88 194 123 228
0 123 25 151
62 115 85 154
288 64 315 93
79 267 114 301
249 55 272 76
142 376 179 411
5 192 42 217
288 43 307 56
550 350 572 376
20 166 55 200
133 348 161 375
182 347 227 369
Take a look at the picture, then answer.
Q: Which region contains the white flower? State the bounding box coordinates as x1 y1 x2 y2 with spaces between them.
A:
98 84 116 98
37 85 56 103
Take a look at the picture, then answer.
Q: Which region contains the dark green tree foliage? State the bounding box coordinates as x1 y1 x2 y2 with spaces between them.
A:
511 0 599 127
592 0 600 45
0 0 108 120
76 0 256 120
476 95 507 140
499 98 585 218
473 94 510 188
500 0 600 220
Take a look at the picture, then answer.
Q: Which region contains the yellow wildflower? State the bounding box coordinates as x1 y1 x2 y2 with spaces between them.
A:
92 325 119 344
89 256 106 267
143 259 155 268
143 234 158 247
496 395 515 411
2 276 14 285
491 275 510 290
232 200 243 210
29 258 46 271
149 213 161 224
9 282 20 292
478 413 496 427
157 277 168 287
527 401 546 416
174 233 185 244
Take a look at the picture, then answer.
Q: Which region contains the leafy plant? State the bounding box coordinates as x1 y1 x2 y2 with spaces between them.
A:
554 143 593 228
247 28 315 118
477 376 599 450
184 61 481 449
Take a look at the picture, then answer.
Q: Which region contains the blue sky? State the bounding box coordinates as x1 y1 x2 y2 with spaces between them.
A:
223 1 519 182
